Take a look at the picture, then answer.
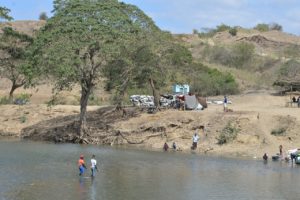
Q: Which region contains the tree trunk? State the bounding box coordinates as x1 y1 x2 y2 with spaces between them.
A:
149 78 160 107
115 77 129 110
9 81 23 103
78 85 92 138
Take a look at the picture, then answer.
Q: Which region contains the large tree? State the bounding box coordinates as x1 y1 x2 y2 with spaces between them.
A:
104 30 193 108
30 0 159 138
274 59 300 91
132 32 192 107
0 27 33 100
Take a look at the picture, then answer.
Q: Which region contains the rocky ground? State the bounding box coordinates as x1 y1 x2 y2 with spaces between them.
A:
1 91 299 159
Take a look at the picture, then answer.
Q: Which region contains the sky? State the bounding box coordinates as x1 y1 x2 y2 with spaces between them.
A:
1 0 300 35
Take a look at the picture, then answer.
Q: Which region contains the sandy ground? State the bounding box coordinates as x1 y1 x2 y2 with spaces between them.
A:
112 92 300 158
1 85 299 159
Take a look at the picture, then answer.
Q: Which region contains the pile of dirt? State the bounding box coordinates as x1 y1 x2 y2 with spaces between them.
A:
236 35 299 52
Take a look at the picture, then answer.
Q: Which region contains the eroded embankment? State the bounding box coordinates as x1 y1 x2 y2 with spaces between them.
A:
1 99 300 158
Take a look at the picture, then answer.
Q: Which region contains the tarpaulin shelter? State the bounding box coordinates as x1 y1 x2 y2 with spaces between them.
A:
184 95 202 110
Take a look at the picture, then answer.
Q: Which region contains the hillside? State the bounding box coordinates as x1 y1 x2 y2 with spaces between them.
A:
3 21 300 93
175 28 300 91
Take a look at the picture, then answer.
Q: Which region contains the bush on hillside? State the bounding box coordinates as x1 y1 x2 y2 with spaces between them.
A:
254 23 269 32
254 57 280 72
254 23 282 32
217 122 239 145
189 64 239 96
198 24 232 38
278 60 300 78
203 42 255 69
274 59 300 89
216 24 231 32
229 28 237 36
283 45 300 58
269 23 282 31
203 45 232 65
231 42 255 68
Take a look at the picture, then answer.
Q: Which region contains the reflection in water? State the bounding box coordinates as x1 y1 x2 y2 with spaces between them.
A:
90 177 97 200
1 140 300 200
77 176 97 200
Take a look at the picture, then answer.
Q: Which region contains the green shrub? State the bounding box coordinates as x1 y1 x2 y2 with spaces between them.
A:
216 24 231 32
39 12 48 20
209 45 233 66
19 115 27 123
269 23 282 31
46 94 68 106
254 23 282 32
271 127 287 136
15 93 31 103
203 42 255 69
217 122 239 145
254 23 269 32
88 93 109 106
0 96 10 105
198 24 232 38
231 42 255 68
283 45 300 58
229 28 237 36
189 63 239 96
274 60 300 89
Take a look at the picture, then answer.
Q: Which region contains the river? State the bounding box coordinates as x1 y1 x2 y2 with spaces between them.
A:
0 140 299 200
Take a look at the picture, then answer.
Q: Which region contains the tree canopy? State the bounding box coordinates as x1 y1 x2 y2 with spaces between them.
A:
0 6 13 21
0 27 33 100
30 0 163 138
39 12 48 21
274 59 300 90
104 28 193 108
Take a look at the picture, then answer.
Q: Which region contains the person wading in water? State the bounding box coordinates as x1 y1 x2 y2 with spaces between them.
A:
78 155 87 176
90 155 98 177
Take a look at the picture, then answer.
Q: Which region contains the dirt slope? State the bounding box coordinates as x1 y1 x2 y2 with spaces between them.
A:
1 92 299 158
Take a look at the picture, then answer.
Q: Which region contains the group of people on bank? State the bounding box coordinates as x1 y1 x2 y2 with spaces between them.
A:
263 145 300 165
163 126 204 152
78 154 98 177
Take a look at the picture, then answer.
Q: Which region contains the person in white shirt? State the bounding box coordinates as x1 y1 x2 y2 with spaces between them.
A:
288 148 299 164
90 155 98 177
191 132 200 150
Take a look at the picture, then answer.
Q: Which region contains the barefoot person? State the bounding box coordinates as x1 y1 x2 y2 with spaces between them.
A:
78 155 87 176
90 155 98 177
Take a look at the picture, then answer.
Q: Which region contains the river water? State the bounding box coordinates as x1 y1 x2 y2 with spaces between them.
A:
0 140 299 200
